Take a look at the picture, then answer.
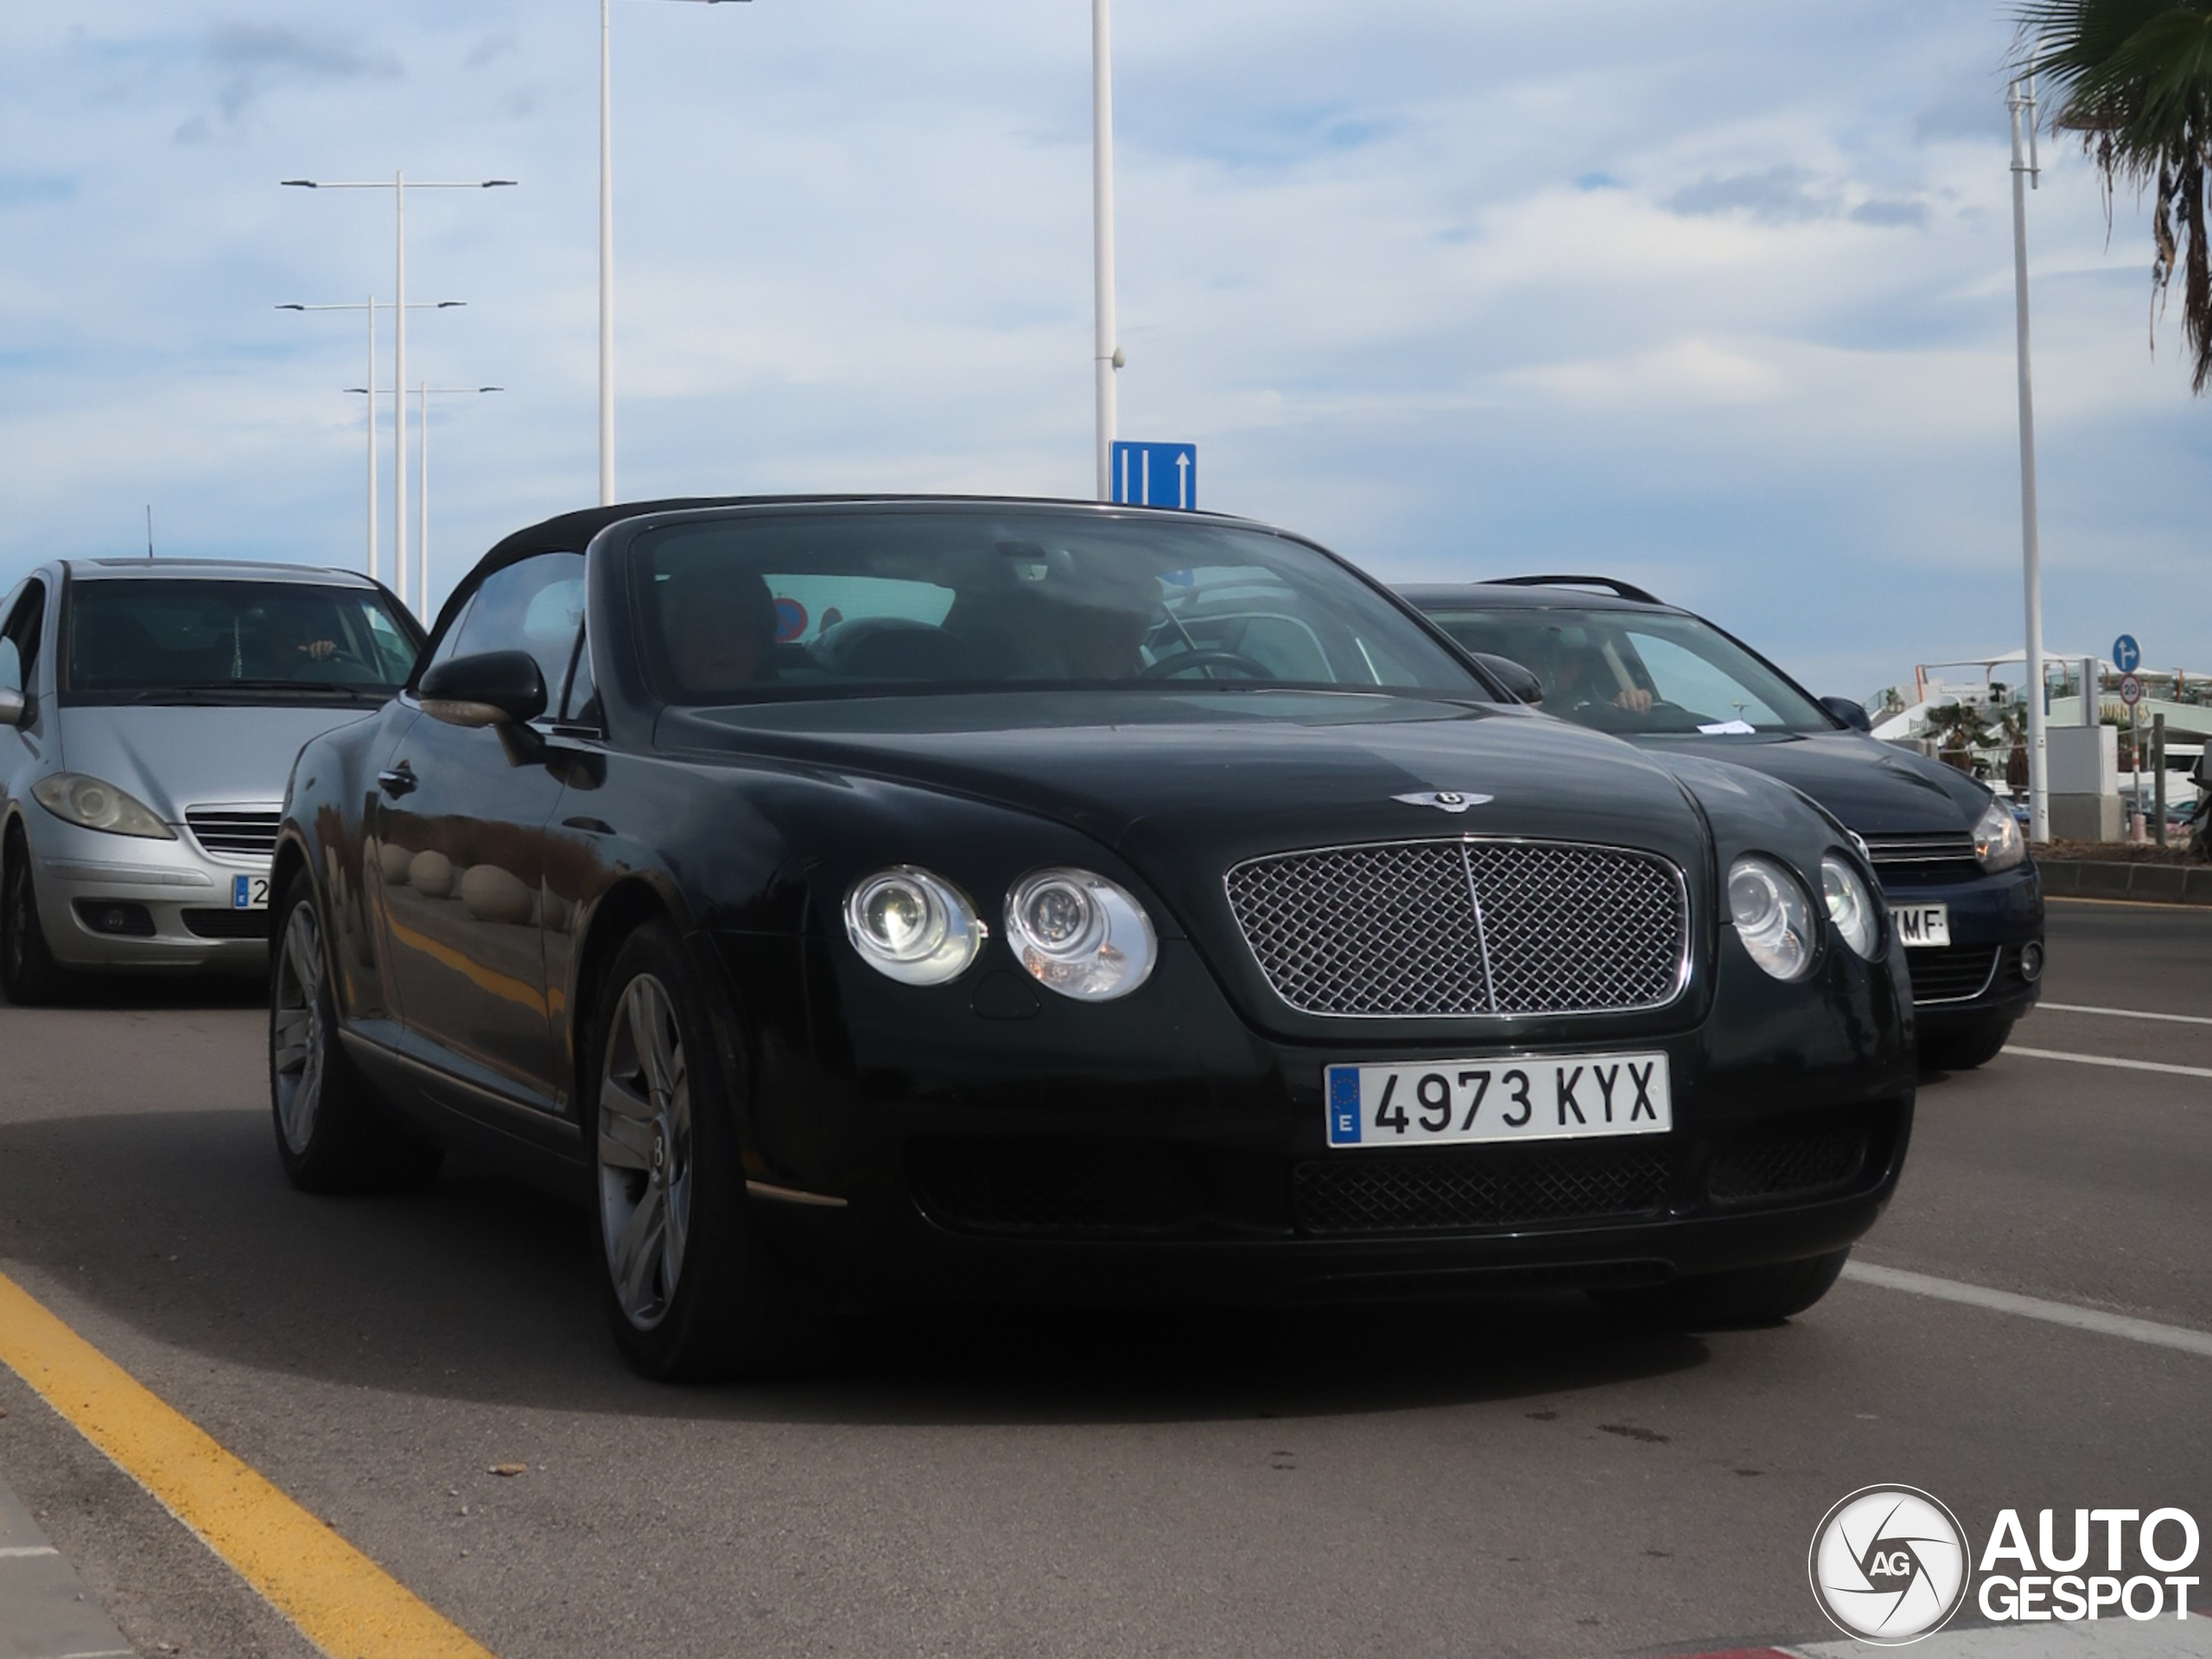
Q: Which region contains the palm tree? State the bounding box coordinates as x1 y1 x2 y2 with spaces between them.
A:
2017 2 2212 389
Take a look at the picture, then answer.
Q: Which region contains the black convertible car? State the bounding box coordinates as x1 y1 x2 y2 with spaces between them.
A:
270 498 1914 1377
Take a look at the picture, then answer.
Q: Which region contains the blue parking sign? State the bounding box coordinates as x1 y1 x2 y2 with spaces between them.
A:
1109 442 1198 511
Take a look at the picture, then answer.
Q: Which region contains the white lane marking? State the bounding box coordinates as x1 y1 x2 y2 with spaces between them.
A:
0 1545 59 1558
2038 1001 2212 1028
2004 1045 2212 1080
1844 1262 2212 1360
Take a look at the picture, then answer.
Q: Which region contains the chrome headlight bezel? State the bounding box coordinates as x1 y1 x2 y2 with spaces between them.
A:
1003 867 1158 1001
1973 798 2025 873
1727 853 1818 982
30 772 176 841
842 866 986 986
1820 853 1882 961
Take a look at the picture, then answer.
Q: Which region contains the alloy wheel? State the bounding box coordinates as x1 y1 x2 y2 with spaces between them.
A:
597 973 694 1332
271 900 327 1154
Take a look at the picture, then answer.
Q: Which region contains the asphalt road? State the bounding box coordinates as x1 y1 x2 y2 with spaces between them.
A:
0 896 2208 1659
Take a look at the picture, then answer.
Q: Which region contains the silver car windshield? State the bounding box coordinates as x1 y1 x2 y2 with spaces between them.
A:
633 511 1479 705
62 580 421 706
1424 606 1830 735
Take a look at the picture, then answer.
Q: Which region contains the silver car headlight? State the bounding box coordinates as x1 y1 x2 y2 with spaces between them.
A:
1820 854 1882 961
1004 868 1158 1001
1973 798 2024 872
1728 854 1816 982
31 772 175 840
842 867 985 986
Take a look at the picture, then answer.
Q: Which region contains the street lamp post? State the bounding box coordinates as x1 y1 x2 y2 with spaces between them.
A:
278 299 464 584
283 175 515 608
1092 0 1121 501
346 385 502 620
418 385 504 620
2007 77 2050 843
600 0 753 506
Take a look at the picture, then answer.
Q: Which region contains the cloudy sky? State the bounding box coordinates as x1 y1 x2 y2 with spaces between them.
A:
1 1 2202 696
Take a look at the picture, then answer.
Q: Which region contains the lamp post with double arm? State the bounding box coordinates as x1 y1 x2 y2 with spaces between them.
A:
283 176 516 607
277 299 464 585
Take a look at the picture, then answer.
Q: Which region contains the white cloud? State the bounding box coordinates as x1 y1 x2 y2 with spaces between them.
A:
0 0 2203 691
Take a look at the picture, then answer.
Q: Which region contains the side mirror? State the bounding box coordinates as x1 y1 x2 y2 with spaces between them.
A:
1467 652 1543 705
1820 696 1872 734
0 687 24 729
419 650 547 728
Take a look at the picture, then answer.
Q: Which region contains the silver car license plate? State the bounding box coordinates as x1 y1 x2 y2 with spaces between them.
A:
232 874 271 911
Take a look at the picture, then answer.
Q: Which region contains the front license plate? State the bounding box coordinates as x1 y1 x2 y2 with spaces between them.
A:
1325 1052 1672 1148
1891 902 1949 948
232 874 270 911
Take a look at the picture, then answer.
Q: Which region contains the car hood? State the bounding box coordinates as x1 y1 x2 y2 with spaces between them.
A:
1630 730 1987 834
55 703 376 823
661 691 1714 870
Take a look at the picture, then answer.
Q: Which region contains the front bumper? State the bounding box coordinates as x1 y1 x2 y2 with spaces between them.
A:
18 808 271 974
716 932 1916 1309
1879 859 2044 1030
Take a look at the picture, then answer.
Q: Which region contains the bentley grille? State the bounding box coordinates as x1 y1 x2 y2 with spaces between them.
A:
1224 838 1688 1018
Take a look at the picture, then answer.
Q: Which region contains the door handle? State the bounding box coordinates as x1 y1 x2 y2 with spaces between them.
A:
378 763 417 798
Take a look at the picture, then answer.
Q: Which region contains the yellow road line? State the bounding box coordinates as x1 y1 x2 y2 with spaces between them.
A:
0 1268 496 1659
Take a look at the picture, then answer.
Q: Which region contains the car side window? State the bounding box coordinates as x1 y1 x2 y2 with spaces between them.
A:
424 553 585 709
1 581 46 698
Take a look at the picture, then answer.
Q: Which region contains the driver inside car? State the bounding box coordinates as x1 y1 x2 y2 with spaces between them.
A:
1544 639 1654 716
664 573 780 693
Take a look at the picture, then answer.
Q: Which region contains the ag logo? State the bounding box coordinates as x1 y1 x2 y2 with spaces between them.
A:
1808 1485 1970 1645
1392 791 1493 814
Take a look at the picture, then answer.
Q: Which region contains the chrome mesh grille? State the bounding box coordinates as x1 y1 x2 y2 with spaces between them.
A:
1224 839 1687 1018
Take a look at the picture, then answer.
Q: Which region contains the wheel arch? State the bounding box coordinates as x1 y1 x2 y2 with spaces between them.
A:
566 872 757 1141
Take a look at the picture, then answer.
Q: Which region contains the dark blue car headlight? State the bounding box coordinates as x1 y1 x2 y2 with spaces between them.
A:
1974 798 2025 872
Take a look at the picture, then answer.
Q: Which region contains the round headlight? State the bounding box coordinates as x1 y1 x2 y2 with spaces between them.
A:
1973 798 2024 872
1727 855 1817 982
842 867 984 986
30 772 175 840
1820 854 1881 960
1004 868 1157 1001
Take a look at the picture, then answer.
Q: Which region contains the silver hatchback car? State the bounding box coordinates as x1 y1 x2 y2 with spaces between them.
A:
0 558 424 1001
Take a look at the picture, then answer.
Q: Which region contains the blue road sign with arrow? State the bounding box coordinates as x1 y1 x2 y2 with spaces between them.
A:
1110 442 1197 512
2113 633 2141 673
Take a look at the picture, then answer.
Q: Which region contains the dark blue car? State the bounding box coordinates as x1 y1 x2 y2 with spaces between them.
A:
1402 577 2043 1071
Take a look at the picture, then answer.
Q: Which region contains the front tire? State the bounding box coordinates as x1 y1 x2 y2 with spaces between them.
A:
1919 1017 2012 1073
1592 1248 1850 1329
2 830 71 1007
588 921 797 1381
270 873 442 1193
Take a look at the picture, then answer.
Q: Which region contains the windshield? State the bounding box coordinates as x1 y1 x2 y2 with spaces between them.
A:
1421 604 1831 735
61 579 422 705
633 511 1482 705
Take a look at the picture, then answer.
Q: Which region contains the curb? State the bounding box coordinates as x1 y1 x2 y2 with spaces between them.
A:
2037 860 2212 906
0 1462 133 1659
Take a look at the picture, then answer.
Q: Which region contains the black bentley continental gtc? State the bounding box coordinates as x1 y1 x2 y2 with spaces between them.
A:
269 498 1915 1377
